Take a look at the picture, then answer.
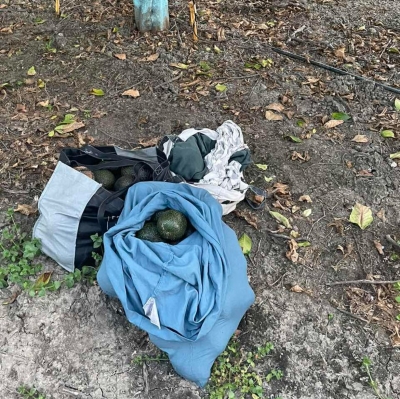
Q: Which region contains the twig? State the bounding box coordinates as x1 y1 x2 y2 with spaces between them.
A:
265 229 306 242
306 208 326 239
154 72 183 89
334 307 369 323
271 47 400 95
269 272 289 287
326 279 400 286
386 235 400 251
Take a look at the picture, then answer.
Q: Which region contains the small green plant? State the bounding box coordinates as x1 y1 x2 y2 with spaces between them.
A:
0 209 42 289
83 109 91 118
1 210 100 296
265 369 283 383
44 40 57 53
17 385 46 399
132 352 169 366
361 357 392 399
208 339 279 399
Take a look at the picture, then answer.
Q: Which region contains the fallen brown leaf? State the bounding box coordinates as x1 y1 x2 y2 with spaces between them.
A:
286 238 299 263
122 89 140 98
114 53 126 60
139 136 161 147
234 209 259 229
61 121 85 134
2 290 20 305
266 103 285 112
290 284 304 293
324 119 344 129
374 240 384 255
291 151 310 162
140 53 159 62
273 182 290 196
217 27 226 41
299 195 312 203
356 169 373 176
265 110 283 121
334 47 346 59
351 135 369 143
15 204 37 216
376 209 386 221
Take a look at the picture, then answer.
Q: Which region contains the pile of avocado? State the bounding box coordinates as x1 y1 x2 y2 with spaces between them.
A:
92 165 153 191
136 209 193 244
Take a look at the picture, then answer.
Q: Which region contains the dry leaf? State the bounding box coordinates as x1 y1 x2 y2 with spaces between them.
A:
290 284 304 293
122 89 140 98
38 100 49 107
329 218 344 236
286 239 299 263
217 27 226 41
374 240 384 255
73 166 94 179
376 209 386 221
266 103 285 112
15 204 37 216
299 195 312 203
265 110 283 121
291 151 310 162
351 135 369 143
337 245 345 254
2 290 20 305
61 121 85 134
234 209 259 229
356 169 373 176
273 182 290 196
145 53 159 62
334 47 346 59
291 205 300 213
114 53 126 60
324 119 344 129
139 136 161 147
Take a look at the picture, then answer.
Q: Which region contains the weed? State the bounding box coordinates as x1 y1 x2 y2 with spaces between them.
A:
0 209 42 289
208 339 279 399
83 109 91 118
361 357 392 399
265 369 283 383
0 209 100 296
44 40 57 53
17 385 46 399
132 352 169 366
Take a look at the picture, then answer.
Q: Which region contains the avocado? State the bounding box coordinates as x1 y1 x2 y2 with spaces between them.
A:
157 209 188 241
136 222 163 242
114 175 135 191
93 169 115 190
121 166 135 177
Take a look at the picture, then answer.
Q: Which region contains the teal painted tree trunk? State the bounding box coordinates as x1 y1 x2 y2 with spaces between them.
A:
134 0 169 31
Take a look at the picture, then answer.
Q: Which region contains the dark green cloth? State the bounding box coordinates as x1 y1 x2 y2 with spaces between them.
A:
169 135 216 181
229 149 252 171
169 133 251 181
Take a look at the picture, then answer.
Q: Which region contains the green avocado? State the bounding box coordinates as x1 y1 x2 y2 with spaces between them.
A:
114 175 135 191
136 222 163 242
93 169 115 190
157 209 188 241
121 166 135 177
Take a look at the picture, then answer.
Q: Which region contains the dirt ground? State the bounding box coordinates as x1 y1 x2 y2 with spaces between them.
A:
1 0 400 398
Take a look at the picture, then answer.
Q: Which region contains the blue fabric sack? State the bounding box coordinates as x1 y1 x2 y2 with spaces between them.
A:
97 182 255 386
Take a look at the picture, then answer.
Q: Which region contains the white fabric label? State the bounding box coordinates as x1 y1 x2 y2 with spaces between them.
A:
143 297 161 329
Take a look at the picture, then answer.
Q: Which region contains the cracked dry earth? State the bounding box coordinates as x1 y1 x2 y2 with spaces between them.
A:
1 0 400 398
